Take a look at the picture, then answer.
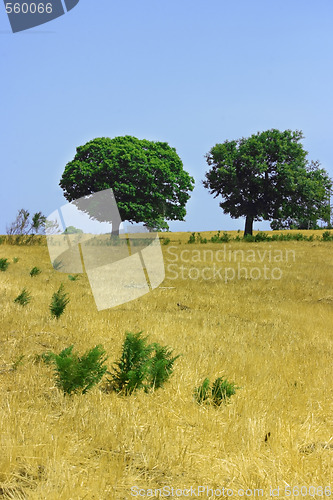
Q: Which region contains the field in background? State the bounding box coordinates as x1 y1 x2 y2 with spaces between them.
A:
0 231 332 499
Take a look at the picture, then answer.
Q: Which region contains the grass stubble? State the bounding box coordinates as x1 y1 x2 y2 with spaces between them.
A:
0 230 332 499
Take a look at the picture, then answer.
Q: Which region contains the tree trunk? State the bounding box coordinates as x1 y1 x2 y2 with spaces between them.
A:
110 218 121 238
244 215 253 237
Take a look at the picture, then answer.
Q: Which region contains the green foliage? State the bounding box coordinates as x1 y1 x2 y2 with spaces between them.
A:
204 129 332 236
322 231 333 241
50 284 69 319
59 136 195 233
144 216 170 232
43 345 108 395
194 376 238 406
0 258 9 271
194 377 210 404
211 377 238 406
161 237 171 245
30 266 41 277
108 332 179 395
68 274 80 281
210 230 230 243
14 288 31 306
12 257 19 263
63 226 83 234
147 343 180 390
188 232 196 244
187 232 207 244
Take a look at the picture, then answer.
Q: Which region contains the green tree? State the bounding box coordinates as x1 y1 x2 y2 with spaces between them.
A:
203 129 332 236
59 136 194 235
63 225 83 234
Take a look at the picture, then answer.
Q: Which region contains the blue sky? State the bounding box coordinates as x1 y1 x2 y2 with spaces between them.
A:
1 0 333 234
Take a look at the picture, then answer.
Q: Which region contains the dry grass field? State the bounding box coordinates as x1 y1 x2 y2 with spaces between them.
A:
0 231 332 499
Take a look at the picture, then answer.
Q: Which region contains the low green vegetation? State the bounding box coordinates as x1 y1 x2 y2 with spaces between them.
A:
30 266 41 277
49 284 69 319
194 376 238 406
42 345 108 395
108 331 180 395
187 230 332 244
14 288 31 306
0 257 9 271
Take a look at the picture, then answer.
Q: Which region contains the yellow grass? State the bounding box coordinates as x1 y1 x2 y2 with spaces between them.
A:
0 232 332 499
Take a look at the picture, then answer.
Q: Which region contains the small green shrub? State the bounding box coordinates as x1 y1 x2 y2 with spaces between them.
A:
68 274 80 281
0 258 9 271
188 232 196 244
43 345 108 395
210 230 230 243
108 331 180 395
30 266 41 277
243 234 255 242
12 257 19 263
322 231 333 241
254 232 269 242
194 377 210 404
148 343 180 390
162 237 171 245
14 288 31 306
50 284 69 319
194 376 238 406
211 377 238 406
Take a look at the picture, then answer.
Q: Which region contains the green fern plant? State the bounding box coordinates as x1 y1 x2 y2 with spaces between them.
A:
194 376 238 406
14 288 31 306
43 345 108 395
108 332 180 395
148 343 180 390
0 258 9 271
30 266 41 277
109 332 153 394
68 274 80 281
194 377 210 404
50 284 69 319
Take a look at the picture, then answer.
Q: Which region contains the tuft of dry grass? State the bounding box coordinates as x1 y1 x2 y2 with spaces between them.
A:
0 232 332 498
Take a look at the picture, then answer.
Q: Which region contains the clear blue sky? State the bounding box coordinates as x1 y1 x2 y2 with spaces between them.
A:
1 0 332 234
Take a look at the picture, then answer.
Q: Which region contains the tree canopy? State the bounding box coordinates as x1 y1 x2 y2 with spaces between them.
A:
59 136 195 234
203 129 332 235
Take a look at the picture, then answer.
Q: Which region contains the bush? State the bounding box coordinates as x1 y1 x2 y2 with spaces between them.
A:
50 284 69 319
162 237 171 245
43 345 108 395
14 288 31 306
68 274 80 281
0 258 9 271
108 331 180 395
254 232 269 242
210 231 230 243
194 376 238 406
322 231 333 241
188 232 196 244
30 266 41 277
13 257 19 263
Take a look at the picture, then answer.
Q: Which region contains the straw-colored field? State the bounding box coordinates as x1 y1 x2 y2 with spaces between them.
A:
0 231 332 499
